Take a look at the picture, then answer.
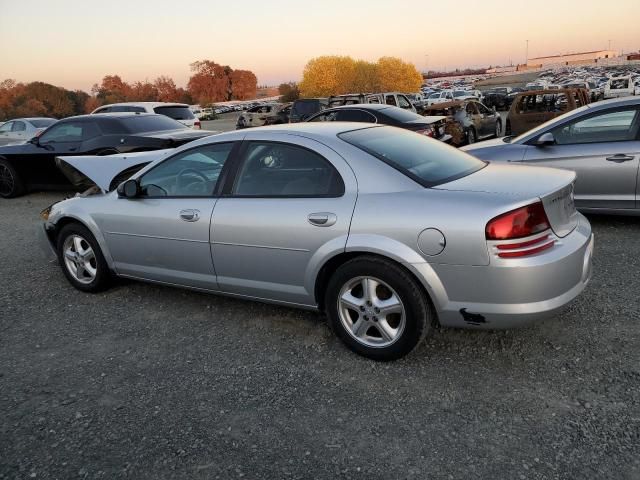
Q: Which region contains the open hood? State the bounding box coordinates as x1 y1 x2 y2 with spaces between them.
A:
55 149 172 192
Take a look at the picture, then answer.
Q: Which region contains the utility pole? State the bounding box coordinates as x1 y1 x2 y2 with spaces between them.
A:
525 39 529 66
424 54 429 74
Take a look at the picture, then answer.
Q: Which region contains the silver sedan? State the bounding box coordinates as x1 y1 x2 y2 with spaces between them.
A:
463 97 640 215
0 117 57 145
40 123 593 360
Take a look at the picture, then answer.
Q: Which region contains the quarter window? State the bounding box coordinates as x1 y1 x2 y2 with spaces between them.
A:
139 143 234 197
550 108 640 145
233 142 344 197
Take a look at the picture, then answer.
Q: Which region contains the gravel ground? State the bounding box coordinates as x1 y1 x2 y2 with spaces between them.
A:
1 193 639 480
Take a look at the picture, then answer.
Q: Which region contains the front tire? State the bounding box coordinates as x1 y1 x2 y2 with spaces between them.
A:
325 256 433 361
56 223 111 292
466 127 477 144
494 120 502 138
0 158 25 198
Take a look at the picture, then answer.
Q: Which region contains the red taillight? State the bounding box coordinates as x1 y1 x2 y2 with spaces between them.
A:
486 202 554 258
415 127 434 137
194 120 201 129
486 202 550 240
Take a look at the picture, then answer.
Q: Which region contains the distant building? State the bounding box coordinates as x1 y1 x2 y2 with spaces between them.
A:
526 50 618 68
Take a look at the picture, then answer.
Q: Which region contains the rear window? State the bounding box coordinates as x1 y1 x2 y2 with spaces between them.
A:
381 107 426 123
30 119 56 128
153 106 195 120
339 126 485 187
121 115 187 133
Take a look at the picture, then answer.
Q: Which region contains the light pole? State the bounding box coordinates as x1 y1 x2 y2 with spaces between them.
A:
424 54 429 74
525 39 529 66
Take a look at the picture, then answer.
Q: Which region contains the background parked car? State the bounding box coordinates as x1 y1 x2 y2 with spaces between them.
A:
0 118 57 146
92 102 201 129
422 100 502 146
328 93 417 112
289 98 328 123
236 104 290 129
425 90 453 106
463 96 640 214
505 88 590 136
604 76 635 99
0 113 213 198
305 104 451 143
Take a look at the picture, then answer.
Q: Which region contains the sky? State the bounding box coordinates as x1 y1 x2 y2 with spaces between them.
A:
1 0 639 92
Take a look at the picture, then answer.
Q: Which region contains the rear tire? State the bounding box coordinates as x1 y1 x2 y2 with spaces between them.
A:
466 127 477 144
495 120 502 138
505 120 512 136
0 158 25 198
56 223 111 293
325 256 433 361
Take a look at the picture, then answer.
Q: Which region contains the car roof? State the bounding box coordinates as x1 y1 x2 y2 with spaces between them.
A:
60 112 159 121
97 102 189 108
5 117 56 122
324 104 392 111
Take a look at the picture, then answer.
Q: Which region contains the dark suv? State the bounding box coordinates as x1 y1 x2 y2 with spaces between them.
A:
289 98 328 123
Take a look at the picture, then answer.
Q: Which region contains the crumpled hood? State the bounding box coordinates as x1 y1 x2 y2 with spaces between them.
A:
55 149 172 192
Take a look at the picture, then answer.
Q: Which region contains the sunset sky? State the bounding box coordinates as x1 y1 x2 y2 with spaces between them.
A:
1 0 639 92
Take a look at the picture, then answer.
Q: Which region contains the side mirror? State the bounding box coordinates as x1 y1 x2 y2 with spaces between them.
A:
535 132 556 146
117 179 140 198
29 136 40 145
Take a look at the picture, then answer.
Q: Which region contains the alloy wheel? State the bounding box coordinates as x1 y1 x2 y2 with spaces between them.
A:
337 276 406 348
495 121 502 137
62 234 97 284
467 129 476 144
0 163 15 197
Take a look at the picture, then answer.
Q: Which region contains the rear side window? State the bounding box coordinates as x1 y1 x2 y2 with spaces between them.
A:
550 108 640 145
12 121 26 132
233 142 344 197
121 115 186 133
153 106 195 120
340 126 485 187
385 95 397 106
39 121 100 143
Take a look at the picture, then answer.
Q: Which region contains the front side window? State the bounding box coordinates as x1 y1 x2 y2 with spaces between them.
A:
39 121 98 143
12 121 26 132
0 122 13 133
339 126 485 187
550 108 640 145
234 142 344 197
139 143 234 197
385 95 397 106
397 95 412 109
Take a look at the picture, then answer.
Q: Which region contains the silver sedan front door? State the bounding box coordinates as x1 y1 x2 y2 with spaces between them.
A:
521 106 640 210
210 132 358 306
97 142 237 289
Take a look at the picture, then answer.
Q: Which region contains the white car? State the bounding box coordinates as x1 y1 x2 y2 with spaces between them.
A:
0 117 57 146
426 90 453 106
91 102 201 129
604 76 634 99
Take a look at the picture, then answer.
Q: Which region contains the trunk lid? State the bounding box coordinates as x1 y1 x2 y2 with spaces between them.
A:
435 163 578 237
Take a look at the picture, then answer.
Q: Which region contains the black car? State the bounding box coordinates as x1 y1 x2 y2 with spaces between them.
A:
305 104 451 143
0 113 213 198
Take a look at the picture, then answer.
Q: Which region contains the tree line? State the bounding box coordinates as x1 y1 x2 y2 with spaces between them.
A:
0 59 258 121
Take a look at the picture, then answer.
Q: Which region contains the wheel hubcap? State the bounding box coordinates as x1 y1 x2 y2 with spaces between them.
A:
62 235 97 284
0 164 15 196
337 276 406 348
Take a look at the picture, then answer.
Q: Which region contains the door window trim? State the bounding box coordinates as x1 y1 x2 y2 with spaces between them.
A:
223 140 346 199
526 106 640 146
134 141 240 199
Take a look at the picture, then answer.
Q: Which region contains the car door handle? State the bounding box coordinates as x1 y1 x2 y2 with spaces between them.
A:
606 154 634 163
179 209 200 222
308 212 337 227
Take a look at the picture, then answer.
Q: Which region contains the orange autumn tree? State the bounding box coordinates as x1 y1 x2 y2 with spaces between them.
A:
299 56 422 97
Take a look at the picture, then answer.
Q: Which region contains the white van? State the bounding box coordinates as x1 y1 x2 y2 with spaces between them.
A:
604 76 634 99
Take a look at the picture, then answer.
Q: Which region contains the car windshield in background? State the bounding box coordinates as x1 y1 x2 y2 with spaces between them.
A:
452 91 466 97
121 115 187 133
381 107 427 123
30 119 56 128
292 101 321 115
339 126 485 187
153 106 195 120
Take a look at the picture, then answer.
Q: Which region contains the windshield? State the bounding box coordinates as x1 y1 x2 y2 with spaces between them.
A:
121 115 187 133
30 119 56 128
292 100 322 116
452 91 467 97
339 126 485 187
428 93 440 99
153 106 195 120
